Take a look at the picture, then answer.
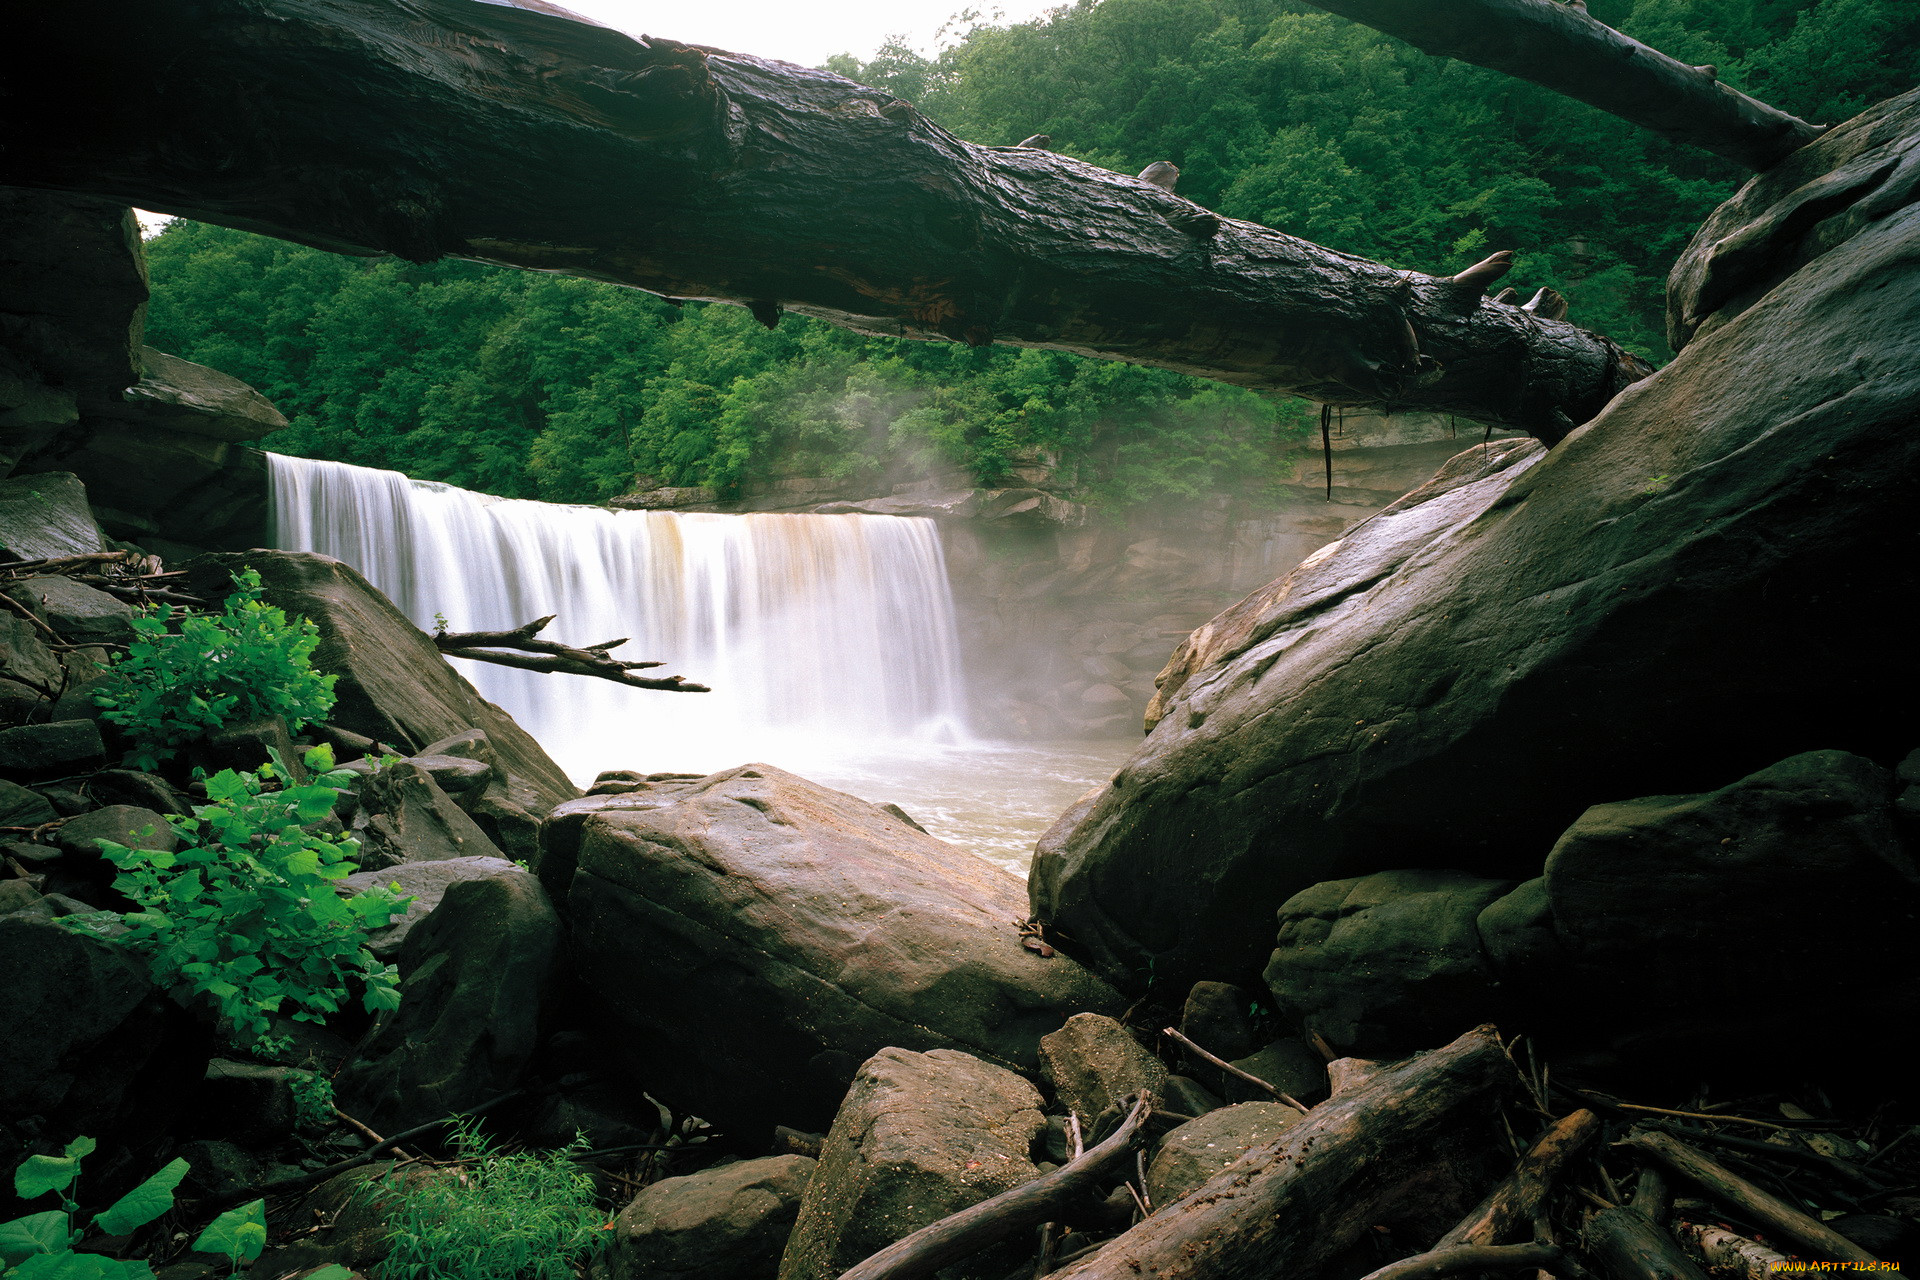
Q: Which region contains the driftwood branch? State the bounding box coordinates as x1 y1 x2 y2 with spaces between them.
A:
1583 1207 1711 1280
1670 1220 1794 1280
838 1093 1156 1280
1616 1130 1881 1266
1301 0 1824 171
1358 1242 1567 1280
433 616 709 693
1049 1025 1518 1280
1439 1109 1601 1246
1162 1026 1308 1111
7 0 1655 442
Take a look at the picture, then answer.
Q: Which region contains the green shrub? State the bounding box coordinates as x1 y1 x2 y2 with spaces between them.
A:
368 1121 605 1280
94 567 336 771
71 745 408 1048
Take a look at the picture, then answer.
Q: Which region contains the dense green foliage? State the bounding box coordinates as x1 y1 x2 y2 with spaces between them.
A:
79 746 408 1047
144 0 1919 505
3 1139 185 1279
94 569 336 771
365 1122 605 1280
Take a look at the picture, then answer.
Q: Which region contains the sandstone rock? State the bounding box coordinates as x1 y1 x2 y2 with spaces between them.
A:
102 347 289 442
1228 1039 1326 1104
1038 1012 1168 1127
570 764 1122 1134
405 753 490 795
1162 1074 1223 1118
611 1155 817 1280
0 576 131 645
187 1058 303 1145
0 879 44 916
1144 1102 1301 1206
1263 870 1514 1056
0 778 57 827
85 769 192 816
182 551 576 811
537 790 673 899
0 719 106 776
342 862 558 1129
348 760 503 869
195 714 303 779
0 612 64 695
55 804 177 860
1036 89 1920 992
0 472 109 561
1543 750 1919 1055
778 1048 1044 1280
1474 876 1569 999
173 1139 262 1202
1179 980 1255 1063
337 855 524 958
416 729 542 862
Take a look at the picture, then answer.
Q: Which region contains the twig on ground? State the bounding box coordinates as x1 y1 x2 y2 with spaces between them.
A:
1162 1026 1308 1111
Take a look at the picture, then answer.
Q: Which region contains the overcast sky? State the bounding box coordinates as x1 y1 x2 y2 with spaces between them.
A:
559 0 1063 68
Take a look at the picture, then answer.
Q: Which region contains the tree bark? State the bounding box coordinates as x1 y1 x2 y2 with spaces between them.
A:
1045 1025 1519 1280
4 0 1653 442
1301 0 1824 172
1584 1207 1713 1280
1438 1109 1602 1247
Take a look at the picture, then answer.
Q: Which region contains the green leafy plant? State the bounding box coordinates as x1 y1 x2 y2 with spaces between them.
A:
94 568 337 771
289 1070 337 1131
2 1137 186 1279
366 1121 606 1280
74 744 409 1047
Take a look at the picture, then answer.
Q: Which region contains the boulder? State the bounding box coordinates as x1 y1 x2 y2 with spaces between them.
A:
569 763 1122 1134
1263 870 1514 1057
341 861 559 1130
610 1155 817 1280
0 719 106 776
0 778 57 827
185 1058 302 1145
1179 980 1255 1063
1033 90 1920 991
0 576 132 645
85 769 192 816
535 790 677 898
778 1048 1045 1280
1037 1012 1168 1127
347 760 503 869
0 472 109 561
0 612 64 696
1144 1102 1301 1206
414 728 543 863
1542 749 1920 1056
1227 1038 1326 1104
56 804 177 862
182 551 576 810
0 916 206 1188
195 714 302 778
103 347 289 442
337 855 524 957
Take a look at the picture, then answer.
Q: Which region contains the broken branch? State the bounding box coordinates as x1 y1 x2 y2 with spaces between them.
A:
1439 1109 1602 1246
1162 1026 1308 1111
1359 1243 1567 1280
433 616 709 693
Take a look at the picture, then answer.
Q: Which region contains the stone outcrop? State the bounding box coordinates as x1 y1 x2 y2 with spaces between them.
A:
104 346 289 443
0 472 110 561
611 1155 817 1280
778 1047 1045 1280
343 760 506 870
183 550 577 811
1034 87 1920 991
569 763 1122 1133
337 855 524 957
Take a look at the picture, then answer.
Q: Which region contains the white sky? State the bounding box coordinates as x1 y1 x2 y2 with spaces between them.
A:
559 0 1063 68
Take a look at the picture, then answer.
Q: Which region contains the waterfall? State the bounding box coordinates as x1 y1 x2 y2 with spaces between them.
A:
266 453 971 784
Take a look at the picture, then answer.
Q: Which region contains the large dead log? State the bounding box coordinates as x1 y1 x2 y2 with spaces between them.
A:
1046 1025 1518 1280
4 0 1652 442
1302 0 1824 172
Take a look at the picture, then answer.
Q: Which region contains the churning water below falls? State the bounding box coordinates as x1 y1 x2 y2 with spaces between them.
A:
266 454 1131 875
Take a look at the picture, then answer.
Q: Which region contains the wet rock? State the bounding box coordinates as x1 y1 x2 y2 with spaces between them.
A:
1038 1013 1168 1127
182 551 577 810
250 1162 444 1280
1035 89 1920 991
0 719 105 776
611 1155 817 1280
0 576 131 646
778 1048 1044 1280
0 778 57 827
1145 1102 1301 1206
570 763 1122 1134
342 861 559 1130
1263 870 1513 1057
337 855 524 958
1544 750 1920 1057
0 472 109 561
348 760 503 868
55 804 176 860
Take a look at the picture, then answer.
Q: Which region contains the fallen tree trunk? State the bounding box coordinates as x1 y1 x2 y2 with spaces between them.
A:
1439 1109 1602 1246
5 0 1653 441
1584 1207 1712 1280
1671 1220 1795 1280
1302 0 1824 172
1046 1025 1518 1280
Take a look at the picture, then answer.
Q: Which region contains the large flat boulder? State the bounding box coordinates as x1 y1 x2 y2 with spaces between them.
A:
0 471 109 560
570 763 1123 1134
778 1048 1044 1280
183 550 576 810
1033 88 1920 991
611 1155 816 1280
102 346 288 442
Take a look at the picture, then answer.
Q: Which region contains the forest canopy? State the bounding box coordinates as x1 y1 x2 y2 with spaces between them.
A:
142 0 1919 507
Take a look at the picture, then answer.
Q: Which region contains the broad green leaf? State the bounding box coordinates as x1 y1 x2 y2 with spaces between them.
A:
61 1140 94 1162
14 1154 81 1202
8 1251 120 1279
191 1199 267 1263
95 1158 188 1235
301 1266 354 1280
0 1211 71 1266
